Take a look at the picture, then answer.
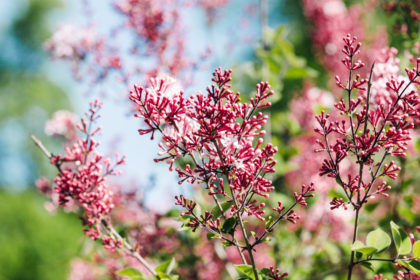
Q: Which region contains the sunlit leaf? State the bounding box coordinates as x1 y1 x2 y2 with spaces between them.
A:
117 267 144 279
391 221 412 256
413 240 420 259
155 258 176 275
235 265 255 279
351 240 377 256
366 228 391 253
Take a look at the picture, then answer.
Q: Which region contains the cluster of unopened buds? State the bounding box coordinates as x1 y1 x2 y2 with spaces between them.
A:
315 34 420 211
115 0 173 44
35 100 126 251
267 266 288 280
130 67 314 276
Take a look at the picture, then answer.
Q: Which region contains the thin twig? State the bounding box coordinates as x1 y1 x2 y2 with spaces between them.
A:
31 135 52 158
101 220 160 278
231 188 259 280
251 200 298 248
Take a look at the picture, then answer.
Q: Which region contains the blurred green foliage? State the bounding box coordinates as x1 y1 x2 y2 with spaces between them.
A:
11 0 62 50
0 0 82 279
0 190 82 280
233 26 316 181
377 0 420 50
0 0 73 185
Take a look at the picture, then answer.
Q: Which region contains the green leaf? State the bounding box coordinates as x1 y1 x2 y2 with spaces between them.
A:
222 240 234 247
366 228 392 254
117 268 144 279
260 237 271 243
260 268 271 275
351 241 377 256
155 258 176 275
221 217 236 233
211 201 233 218
398 260 420 275
178 214 192 222
194 204 202 217
416 138 420 153
265 216 274 229
206 232 220 240
351 240 364 250
284 67 313 79
391 221 402 253
164 209 180 218
391 221 412 256
157 272 179 280
360 261 375 272
354 246 378 256
364 202 380 213
235 265 255 279
413 240 420 259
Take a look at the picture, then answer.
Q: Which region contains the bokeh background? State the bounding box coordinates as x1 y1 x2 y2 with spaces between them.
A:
0 0 419 279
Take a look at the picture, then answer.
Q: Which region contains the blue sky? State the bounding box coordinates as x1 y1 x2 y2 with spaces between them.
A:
1 0 282 211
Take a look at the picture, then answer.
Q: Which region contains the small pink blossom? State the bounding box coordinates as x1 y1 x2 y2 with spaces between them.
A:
45 110 78 141
35 176 51 194
44 24 96 61
68 259 98 280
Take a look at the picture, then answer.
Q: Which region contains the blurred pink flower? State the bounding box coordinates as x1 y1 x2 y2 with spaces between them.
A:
44 24 96 61
45 110 78 141
68 259 98 280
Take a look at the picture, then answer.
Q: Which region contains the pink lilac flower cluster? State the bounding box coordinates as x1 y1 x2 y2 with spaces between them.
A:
114 0 170 44
195 0 229 22
66 186 273 280
286 84 354 242
68 252 152 280
44 24 121 81
370 46 420 131
130 67 314 275
189 240 227 279
44 110 79 141
110 187 179 256
115 0 229 44
114 0 220 82
266 266 288 280
287 6 420 243
47 100 125 249
393 270 420 280
302 0 387 79
64 187 179 279
315 34 420 211
44 24 96 62
44 0 229 90
68 259 98 280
